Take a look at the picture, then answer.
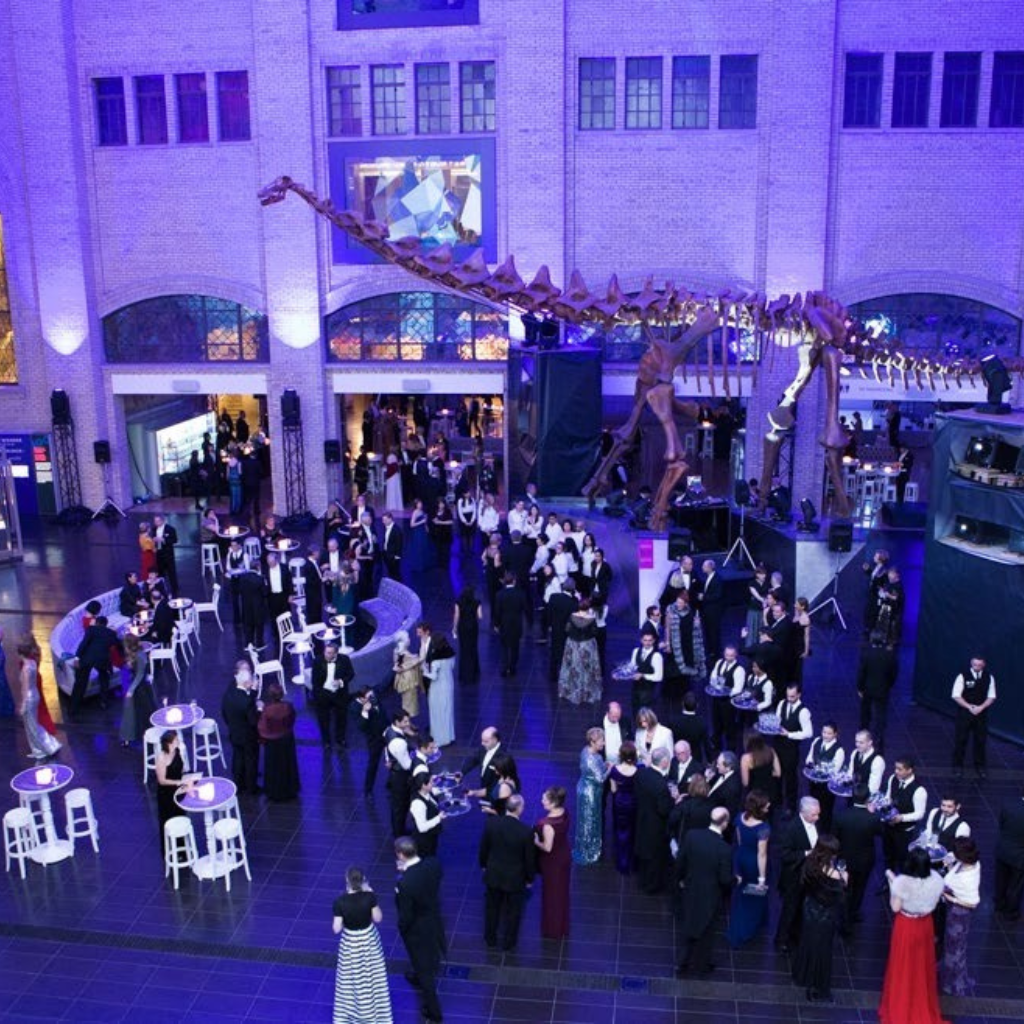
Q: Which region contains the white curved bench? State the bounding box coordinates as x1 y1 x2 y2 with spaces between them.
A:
49 589 131 696
349 578 422 690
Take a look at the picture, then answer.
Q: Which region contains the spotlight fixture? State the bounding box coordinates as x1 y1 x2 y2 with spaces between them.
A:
766 485 792 522
796 498 820 533
978 352 1013 415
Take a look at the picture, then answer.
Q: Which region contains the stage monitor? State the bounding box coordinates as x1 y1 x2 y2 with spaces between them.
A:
963 436 996 467
991 440 1021 472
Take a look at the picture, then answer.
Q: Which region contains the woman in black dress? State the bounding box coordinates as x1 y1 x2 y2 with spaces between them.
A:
482 753 520 816
258 684 300 802
452 586 481 684
792 834 848 1003
331 866 392 1024
154 731 190 851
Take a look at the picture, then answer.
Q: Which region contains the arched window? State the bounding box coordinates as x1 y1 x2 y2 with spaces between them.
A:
325 291 507 361
103 295 269 363
0 214 16 384
848 293 1021 361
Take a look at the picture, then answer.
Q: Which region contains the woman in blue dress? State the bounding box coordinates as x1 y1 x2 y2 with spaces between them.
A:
727 789 772 947
423 635 456 747
573 728 610 866
406 499 434 572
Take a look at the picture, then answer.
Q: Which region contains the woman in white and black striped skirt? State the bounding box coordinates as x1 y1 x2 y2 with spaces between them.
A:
331 867 393 1024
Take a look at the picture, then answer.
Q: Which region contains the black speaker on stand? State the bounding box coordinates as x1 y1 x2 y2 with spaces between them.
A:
50 389 92 525
92 440 125 521
279 389 315 531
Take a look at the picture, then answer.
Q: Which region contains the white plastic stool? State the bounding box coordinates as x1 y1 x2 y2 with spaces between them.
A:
212 795 241 824
4 807 38 879
17 792 49 847
904 481 919 502
193 718 227 774
243 536 263 564
211 817 251 892
201 544 223 578
64 788 100 853
164 816 198 890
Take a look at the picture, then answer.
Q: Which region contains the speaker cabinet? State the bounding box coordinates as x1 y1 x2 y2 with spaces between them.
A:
324 439 342 464
51 389 71 424
828 520 853 553
93 440 112 464
281 389 301 426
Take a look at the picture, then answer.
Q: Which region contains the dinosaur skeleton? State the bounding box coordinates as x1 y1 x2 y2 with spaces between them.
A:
259 176 1024 530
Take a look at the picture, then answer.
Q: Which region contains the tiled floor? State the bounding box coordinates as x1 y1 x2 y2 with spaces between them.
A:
0 505 1022 1023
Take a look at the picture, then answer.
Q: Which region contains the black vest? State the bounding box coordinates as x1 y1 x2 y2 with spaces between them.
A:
410 793 441 854
887 775 923 830
748 674 769 704
960 666 992 707
927 809 963 849
717 660 741 689
781 700 803 733
810 738 840 764
636 647 657 677
384 727 409 772
851 750 878 786
227 551 246 572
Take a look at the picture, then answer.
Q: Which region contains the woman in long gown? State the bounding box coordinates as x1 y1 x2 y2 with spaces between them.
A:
423 635 456 747
609 740 639 874
728 790 773 948
139 522 157 578
391 631 424 718
534 786 571 939
332 866 393 1024
480 533 503 625
939 837 981 996
558 601 602 705
431 498 453 565
119 634 156 746
740 733 781 803
405 499 433 571
154 730 190 851
452 586 481 684
879 848 950 1024
259 683 300 801
572 728 609 866
384 452 403 512
17 634 62 760
792 835 847 1002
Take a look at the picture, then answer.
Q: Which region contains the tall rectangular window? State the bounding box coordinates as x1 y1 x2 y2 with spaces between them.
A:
671 56 710 129
843 53 883 128
175 73 209 143
94 77 127 146
0 214 16 384
990 51 1024 128
625 57 662 129
371 65 406 135
415 63 451 134
217 71 251 141
135 75 168 145
579 58 615 130
327 66 363 136
940 52 981 127
719 55 758 129
460 62 495 133
891 53 931 127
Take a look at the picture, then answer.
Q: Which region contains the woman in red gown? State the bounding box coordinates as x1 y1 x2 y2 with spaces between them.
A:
879 847 950 1024
534 785 571 939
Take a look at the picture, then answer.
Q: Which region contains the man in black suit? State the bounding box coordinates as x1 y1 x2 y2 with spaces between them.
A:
381 511 403 580
354 512 378 601
461 727 506 798
856 631 898 753
151 515 179 595
833 782 883 928
395 836 446 1024
118 571 143 618
221 660 260 794
505 532 534 626
994 787 1024 921
224 540 249 622
147 588 176 646
493 573 527 677
311 641 355 751
547 580 578 681
352 686 388 799
479 793 536 950
668 740 703 792
590 547 613 607
264 551 293 625
698 559 726 663
705 751 742 826
237 568 268 647
633 748 674 894
675 806 734 978
300 543 324 627
72 615 121 715
775 795 820 951
668 692 714 764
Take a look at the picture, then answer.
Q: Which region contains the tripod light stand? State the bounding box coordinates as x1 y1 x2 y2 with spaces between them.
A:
723 480 756 569
809 549 848 633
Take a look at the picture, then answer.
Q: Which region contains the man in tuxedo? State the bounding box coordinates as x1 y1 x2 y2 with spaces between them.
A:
834 782 883 928
633 747 674 894
410 772 445 858
641 605 662 638
354 512 378 601
384 711 417 837
669 692 714 764
994 786 1024 921
660 553 701 611
675 806 734 978
547 581 578 680
505 532 534 626
395 836 446 1024
221 660 260 794
311 642 355 751
381 511 403 580
237 567 268 647
352 686 388 799
706 751 742 823
590 547 613 607
856 631 898 753
698 559 725 661
493 573 527 677
601 701 628 765
775 796 820 951
151 515 179 594
264 551 293 626
224 540 249 622
72 615 121 715
478 794 536 950
147 588 176 646
119 571 143 618
416 621 435 668
300 543 325 627
669 740 702 791
951 655 997 780
461 726 506 798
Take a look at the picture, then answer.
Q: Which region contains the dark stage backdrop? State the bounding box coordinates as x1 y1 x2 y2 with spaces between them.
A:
507 347 602 496
914 411 1024 746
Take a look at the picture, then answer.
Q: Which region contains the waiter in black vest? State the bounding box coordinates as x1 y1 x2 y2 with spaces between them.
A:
882 756 927 871
707 645 745 754
384 711 416 838
951 656 996 780
629 627 664 722
773 682 813 814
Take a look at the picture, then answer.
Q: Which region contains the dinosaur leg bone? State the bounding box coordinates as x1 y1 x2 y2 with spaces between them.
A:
581 384 650 503
646 381 688 531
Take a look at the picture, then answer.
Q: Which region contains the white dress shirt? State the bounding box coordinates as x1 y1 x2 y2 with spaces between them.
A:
852 748 886 793
748 674 774 711
801 814 819 849
952 671 997 702
387 734 412 770
268 564 283 593
888 774 928 824
926 809 971 839
477 503 500 534
629 646 664 682
774 699 813 740
507 508 528 535
410 794 443 833
712 658 746 695
323 659 340 693
806 739 846 771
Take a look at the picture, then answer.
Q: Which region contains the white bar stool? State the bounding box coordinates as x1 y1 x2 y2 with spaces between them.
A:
211 817 251 892
4 807 38 879
243 536 263 564
163 817 199 890
64 788 100 853
193 718 227 774
213 795 241 824
201 544 222 579
17 792 49 847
